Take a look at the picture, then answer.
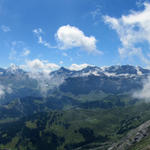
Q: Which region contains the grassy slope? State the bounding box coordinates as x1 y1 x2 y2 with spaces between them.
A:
1 102 150 150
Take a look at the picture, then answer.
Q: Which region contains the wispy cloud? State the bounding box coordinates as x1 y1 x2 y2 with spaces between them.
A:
59 61 63 65
136 0 145 7
33 28 56 49
0 84 12 99
9 41 30 61
22 49 30 56
104 2 150 65
0 85 5 98
1 25 11 32
62 52 68 57
90 5 102 19
9 49 17 60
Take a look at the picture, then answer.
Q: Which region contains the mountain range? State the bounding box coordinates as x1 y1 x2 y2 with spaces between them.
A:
0 64 149 104
0 65 150 150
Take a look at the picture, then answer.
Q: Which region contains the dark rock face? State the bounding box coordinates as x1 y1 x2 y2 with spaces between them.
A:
104 65 138 75
59 75 144 95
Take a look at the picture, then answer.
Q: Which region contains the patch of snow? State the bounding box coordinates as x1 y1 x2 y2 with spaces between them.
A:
104 72 116 77
136 66 143 75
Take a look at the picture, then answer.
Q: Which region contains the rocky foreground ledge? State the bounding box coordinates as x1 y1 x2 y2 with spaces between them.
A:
108 120 150 150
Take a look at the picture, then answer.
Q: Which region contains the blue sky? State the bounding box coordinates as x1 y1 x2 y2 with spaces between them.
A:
0 0 150 71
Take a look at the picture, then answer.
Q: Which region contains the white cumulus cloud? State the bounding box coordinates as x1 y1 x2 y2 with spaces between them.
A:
133 76 150 101
55 25 101 54
33 25 102 54
20 59 60 96
21 59 60 74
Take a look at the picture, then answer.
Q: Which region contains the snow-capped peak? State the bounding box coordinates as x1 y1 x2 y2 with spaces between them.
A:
7 64 24 74
9 64 19 70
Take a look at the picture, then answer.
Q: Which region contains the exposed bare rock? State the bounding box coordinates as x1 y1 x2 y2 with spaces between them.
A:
108 120 150 150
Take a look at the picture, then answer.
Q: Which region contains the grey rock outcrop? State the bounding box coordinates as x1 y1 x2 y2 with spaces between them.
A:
108 120 150 150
